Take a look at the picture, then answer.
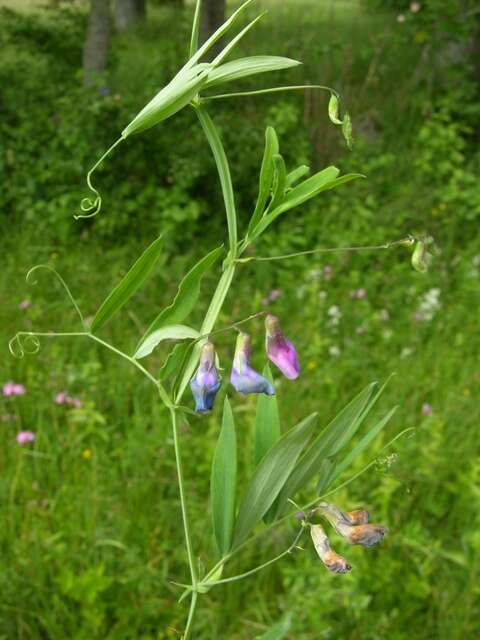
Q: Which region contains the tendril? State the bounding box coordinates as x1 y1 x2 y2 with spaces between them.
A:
26 264 86 328
9 332 41 358
74 136 124 220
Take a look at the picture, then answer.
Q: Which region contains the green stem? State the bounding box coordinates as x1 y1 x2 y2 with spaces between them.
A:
183 592 198 640
203 84 338 102
171 408 198 589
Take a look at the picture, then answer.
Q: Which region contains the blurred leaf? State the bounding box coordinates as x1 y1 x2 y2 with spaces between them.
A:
316 458 337 495
233 413 317 547
91 235 163 333
332 406 398 482
272 383 376 518
211 397 237 554
159 342 191 382
138 245 223 348
286 165 310 188
205 56 301 89
133 325 199 359
269 154 287 211
254 365 281 466
247 126 279 235
256 615 292 640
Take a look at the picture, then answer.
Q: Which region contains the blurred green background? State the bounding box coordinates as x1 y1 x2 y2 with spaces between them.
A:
1 0 480 638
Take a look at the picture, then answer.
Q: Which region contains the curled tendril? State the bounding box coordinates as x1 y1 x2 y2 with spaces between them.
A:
9 332 41 358
74 136 125 220
26 264 85 328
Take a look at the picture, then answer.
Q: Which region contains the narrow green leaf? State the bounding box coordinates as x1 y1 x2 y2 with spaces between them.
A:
332 406 398 482
189 0 202 58
254 365 281 466
211 397 237 554
211 12 267 68
133 325 199 360
316 458 337 495
159 342 191 382
186 0 257 70
122 65 210 137
256 615 292 640
286 165 310 188
272 383 376 518
91 235 164 333
233 413 318 547
196 105 237 250
247 126 279 236
204 56 301 89
138 246 223 348
269 154 287 211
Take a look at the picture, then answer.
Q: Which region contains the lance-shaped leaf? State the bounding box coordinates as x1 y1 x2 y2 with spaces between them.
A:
91 235 164 333
122 64 211 137
316 457 337 495
138 246 223 350
286 165 310 188
134 325 199 360
159 342 191 382
204 56 301 89
211 397 237 554
233 413 318 547
332 406 398 482
256 615 292 640
247 126 279 235
271 383 376 519
254 365 281 466
268 154 287 212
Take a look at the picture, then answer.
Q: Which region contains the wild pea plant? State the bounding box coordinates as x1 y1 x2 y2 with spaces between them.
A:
10 1 431 637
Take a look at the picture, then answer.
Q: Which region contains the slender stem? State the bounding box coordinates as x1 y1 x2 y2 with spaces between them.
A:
200 527 305 588
238 236 415 263
183 592 198 640
170 408 198 588
189 0 202 58
203 84 338 102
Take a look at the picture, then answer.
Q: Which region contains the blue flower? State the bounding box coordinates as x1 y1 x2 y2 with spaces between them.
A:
230 332 275 396
189 342 221 413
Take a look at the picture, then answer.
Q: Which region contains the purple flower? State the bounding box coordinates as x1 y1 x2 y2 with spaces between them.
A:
265 314 300 380
190 342 221 413
54 391 82 408
55 391 68 405
2 381 26 397
16 431 35 445
230 333 275 396
261 288 281 306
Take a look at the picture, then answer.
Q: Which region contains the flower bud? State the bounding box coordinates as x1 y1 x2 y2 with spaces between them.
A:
265 314 300 380
189 342 221 413
318 501 387 548
411 240 431 273
230 332 275 396
310 524 352 574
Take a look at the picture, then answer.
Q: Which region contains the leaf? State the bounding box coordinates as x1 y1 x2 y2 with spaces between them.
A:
233 413 318 547
211 397 237 555
271 383 376 519
133 325 199 360
316 458 337 495
138 246 223 348
254 365 281 467
247 126 279 236
189 0 202 57
268 154 287 211
91 235 164 333
256 615 292 640
211 12 267 68
159 342 191 382
286 165 310 188
332 406 398 482
204 56 301 89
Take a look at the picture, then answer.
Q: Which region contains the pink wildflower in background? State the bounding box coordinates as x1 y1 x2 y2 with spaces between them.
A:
350 288 367 300
410 2 421 13
19 299 31 310
16 431 35 445
54 391 82 408
421 403 433 416
2 381 26 397
323 265 333 281
261 288 281 306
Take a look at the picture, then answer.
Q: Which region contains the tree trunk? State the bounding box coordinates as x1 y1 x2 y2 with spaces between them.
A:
83 0 110 87
115 0 146 31
199 0 225 57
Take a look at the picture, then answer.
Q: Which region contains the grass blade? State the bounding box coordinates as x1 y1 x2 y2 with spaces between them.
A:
254 365 281 466
211 397 237 554
91 235 163 333
189 0 202 58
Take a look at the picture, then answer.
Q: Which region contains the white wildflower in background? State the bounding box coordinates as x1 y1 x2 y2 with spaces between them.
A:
318 290 328 301
400 347 414 359
378 309 390 321
327 305 342 327
328 345 341 357
414 288 441 322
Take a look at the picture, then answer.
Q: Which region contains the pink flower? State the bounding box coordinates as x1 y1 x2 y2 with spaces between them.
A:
54 391 82 408
19 299 31 310
421 402 433 416
323 265 333 281
16 431 35 445
55 391 68 405
261 288 281 306
350 288 367 300
265 314 300 380
2 381 26 397
410 2 421 13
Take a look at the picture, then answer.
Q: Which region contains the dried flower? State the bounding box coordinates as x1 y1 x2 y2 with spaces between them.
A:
310 524 352 574
3 381 26 397
190 342 222 413
230 332 275 396
345 508 370 525
318 501 388 548
16 431 35 445
265 314 300 380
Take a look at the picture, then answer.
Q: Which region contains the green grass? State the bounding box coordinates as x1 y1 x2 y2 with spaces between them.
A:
1 0 480 638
